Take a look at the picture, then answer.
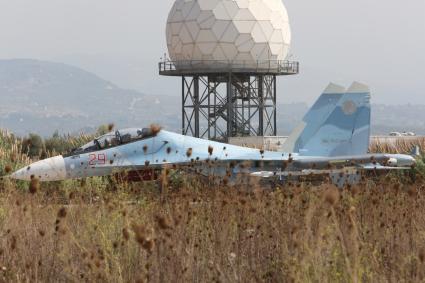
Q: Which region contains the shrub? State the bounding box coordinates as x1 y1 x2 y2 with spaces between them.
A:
21 133 45 158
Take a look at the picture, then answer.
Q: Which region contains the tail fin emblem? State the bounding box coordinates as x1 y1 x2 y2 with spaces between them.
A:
342 100 357 115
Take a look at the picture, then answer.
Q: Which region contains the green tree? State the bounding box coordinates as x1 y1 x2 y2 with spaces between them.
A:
22 133 45 158
45 132 68 155
96 124 114 136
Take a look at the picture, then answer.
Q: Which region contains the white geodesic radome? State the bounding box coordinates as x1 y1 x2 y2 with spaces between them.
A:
166 0 291 70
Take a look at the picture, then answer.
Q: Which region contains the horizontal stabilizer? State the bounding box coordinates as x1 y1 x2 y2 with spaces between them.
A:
360 164 412 170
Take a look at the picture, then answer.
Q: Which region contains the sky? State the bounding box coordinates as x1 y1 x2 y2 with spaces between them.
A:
0 0 424 105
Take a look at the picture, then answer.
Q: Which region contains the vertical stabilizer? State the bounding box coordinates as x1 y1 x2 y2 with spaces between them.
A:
344 82 371 156
282 82 371 157
282 83 346 153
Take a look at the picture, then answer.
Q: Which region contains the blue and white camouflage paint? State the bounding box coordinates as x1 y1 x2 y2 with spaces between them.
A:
283 82 371 157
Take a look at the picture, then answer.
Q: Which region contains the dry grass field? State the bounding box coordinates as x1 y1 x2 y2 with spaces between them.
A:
1 130 425 282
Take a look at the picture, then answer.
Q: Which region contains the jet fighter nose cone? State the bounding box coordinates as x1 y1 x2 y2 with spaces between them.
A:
10 168 25 180
10 156 67 181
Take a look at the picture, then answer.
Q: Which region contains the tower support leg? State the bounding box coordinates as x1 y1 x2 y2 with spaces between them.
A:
181 73 278 140
258 75 264 136
227 73 233 140
194 76 200 138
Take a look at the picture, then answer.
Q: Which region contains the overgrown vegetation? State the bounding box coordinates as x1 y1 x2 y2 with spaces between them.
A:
1 129 425 282
17 126 108 159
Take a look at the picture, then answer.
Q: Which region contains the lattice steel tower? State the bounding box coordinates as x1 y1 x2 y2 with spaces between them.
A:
159 61 298 141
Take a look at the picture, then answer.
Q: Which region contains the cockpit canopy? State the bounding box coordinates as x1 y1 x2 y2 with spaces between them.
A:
69 128 156 155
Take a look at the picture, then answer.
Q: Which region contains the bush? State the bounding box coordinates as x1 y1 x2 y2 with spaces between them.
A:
21 133 45 158
45 131 75 155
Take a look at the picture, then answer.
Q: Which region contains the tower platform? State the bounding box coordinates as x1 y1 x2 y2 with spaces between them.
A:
159 59 299 141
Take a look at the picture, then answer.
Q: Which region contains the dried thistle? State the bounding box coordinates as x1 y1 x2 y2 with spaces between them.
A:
57 207 67 218
29 178 40 194
150 124 162 136
4 165 12 174
131 223 154 253
208 145 214 156
108 123 115 132
407 186 416 197
131 223 147 244
324 188 340 206
419 248 425 263
142 239 154 253
10 235 17 250
122 228 130 241
155 215 172 230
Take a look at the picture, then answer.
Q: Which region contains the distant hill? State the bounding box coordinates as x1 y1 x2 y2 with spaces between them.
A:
0 59 423 137
0 59 180 136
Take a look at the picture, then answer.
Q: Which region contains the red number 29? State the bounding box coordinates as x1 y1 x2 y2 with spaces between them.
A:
89 154 107 166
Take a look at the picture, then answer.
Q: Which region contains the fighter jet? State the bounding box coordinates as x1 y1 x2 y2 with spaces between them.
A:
10 82 416 187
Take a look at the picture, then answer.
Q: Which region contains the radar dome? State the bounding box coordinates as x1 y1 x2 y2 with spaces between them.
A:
166 0 291 70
